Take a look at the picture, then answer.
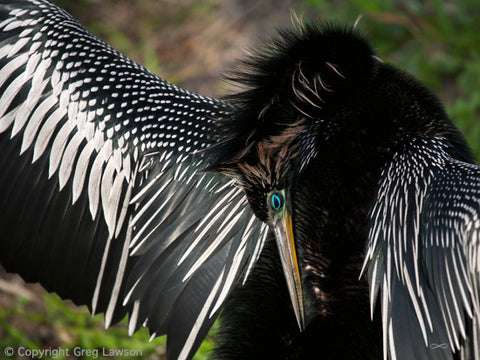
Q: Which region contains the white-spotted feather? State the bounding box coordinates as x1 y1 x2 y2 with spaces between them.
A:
0 3 268 360
363 137 480 359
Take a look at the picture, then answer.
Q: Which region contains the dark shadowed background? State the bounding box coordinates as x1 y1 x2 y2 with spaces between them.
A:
1 0 479 359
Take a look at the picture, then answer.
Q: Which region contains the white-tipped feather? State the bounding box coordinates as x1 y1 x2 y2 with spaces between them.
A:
71 140 95 203
48 119 75 177
128 300 141 336
0 108 17 133
88 143 109 219
0 51 29 94
105 215 132 327
24 50 41 79
58 131 83 190
178 188 238 265
100 154 117 234
104 166 126 237
183 210 245 282
177 272 224 360
22 95 59 150
32 98 65 161
210 241 247 317
1 71 31 132
243 223 268 284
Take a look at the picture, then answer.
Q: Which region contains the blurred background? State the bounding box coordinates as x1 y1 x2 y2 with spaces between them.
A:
1 0 479 359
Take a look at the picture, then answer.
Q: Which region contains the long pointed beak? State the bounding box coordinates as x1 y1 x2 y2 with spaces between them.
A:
272 203 305 331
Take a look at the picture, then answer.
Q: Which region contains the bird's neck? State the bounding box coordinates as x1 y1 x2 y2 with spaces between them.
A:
294 145 384 323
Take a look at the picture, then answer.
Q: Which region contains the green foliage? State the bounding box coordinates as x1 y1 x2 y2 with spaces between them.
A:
0 290 218 359
300 0 480 158
1 292 167 359
86 21 163 76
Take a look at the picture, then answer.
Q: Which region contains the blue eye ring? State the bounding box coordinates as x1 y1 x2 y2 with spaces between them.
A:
270 192 283 211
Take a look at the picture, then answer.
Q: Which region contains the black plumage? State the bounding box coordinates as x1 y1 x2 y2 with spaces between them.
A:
0 1 479 360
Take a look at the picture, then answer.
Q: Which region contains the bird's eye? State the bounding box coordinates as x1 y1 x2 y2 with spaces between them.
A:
270 192 283 212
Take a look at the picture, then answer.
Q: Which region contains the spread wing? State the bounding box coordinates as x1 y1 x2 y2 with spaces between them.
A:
0 1 268 359
363 138 480 360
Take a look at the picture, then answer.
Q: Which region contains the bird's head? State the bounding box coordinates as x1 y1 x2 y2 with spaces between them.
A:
208 22 470 331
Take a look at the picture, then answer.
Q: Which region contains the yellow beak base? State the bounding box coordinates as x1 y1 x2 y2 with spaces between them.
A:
273 208 305 331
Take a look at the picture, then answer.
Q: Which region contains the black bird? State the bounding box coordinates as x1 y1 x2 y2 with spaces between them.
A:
0 1 479 359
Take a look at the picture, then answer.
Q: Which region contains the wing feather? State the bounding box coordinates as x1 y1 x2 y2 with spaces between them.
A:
0 2 269 359
363 137 480 359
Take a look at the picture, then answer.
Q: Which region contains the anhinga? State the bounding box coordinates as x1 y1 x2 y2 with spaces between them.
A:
0 1 478 359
